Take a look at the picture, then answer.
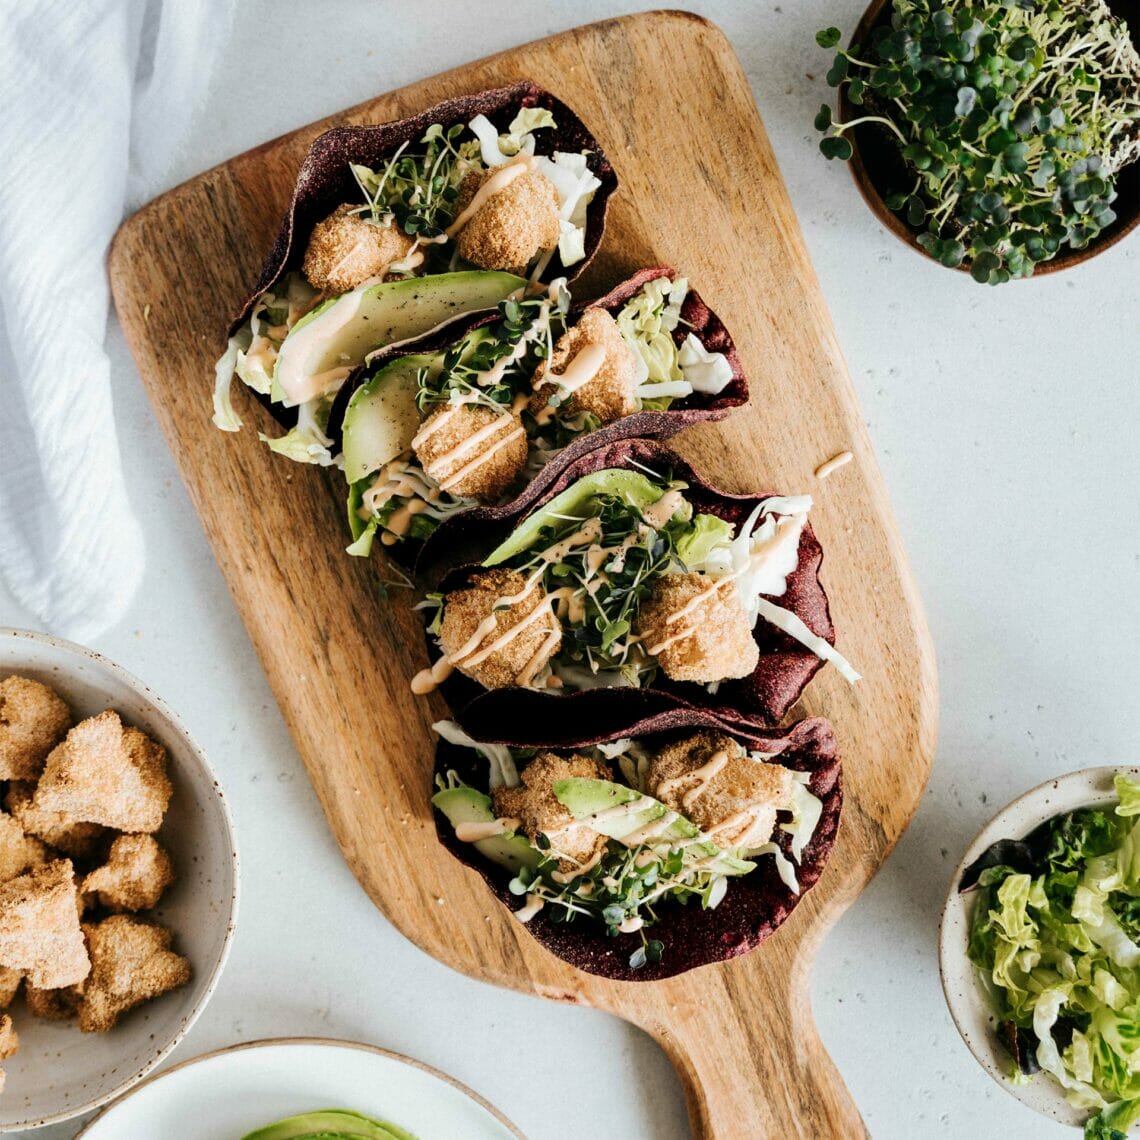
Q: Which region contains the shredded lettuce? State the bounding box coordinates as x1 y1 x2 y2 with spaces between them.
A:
258 426 337 467
432 719 520 789
212 337 243 431
617 277 687 389
675 513 734 568
966 775 1140 1137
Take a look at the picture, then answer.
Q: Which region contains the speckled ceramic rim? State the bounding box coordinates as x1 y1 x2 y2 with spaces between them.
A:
938 766 1140 1128
73 1036 525 1138
0 628 240 1132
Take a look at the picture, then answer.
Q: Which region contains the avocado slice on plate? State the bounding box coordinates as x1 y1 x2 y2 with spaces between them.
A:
241 1108 415 1139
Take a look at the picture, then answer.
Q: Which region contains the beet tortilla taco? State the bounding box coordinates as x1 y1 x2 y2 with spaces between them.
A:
333 266 747 558
414 438 859 723
212 80 618 468
431 688 842 981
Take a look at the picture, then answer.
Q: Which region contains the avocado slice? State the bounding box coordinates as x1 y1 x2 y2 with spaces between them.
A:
241 1108 415 1139
341 355 432 483
552 778 754 876
483 469 690 566
432 785 541 874
273 270 525 407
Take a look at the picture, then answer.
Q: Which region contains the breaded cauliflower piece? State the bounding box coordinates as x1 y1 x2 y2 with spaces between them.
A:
0 675 70 781
0 967 21 1010
530 308 639 426
32 711 172 834
4 783 108 862
25 981 83 1022
455 168 559 275
302 204 414 293
78 915 190 1033
0 1014 16 1062
492 752 613 873
439 568 561 690
82 834 174 913
647 731 794 849
0 811 48 885
414 404 527 501
637 572 759 683
0 860 90 990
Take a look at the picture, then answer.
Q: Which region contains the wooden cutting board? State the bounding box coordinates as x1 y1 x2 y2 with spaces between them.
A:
110 12 937 1137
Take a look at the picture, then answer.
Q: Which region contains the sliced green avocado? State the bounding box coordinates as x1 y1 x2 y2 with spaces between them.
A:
274 270 525 408
432 785 541 874
342 355 432 483
483 469 690 566
241 1108 415 1139
552 778 754 876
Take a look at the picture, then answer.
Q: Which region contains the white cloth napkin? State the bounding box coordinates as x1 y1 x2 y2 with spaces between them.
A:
0 0 231 641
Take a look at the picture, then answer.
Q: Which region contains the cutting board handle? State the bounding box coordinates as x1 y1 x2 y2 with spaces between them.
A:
640 957 868 1139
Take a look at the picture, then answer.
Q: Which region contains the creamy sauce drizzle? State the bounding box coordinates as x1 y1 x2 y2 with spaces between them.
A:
454 817 521 843
655 750 730 811
514 893 545 923
640 489 685 530
534 341 607 402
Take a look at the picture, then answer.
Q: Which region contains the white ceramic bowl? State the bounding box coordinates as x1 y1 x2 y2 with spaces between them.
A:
0 629 239 1131
939 765 1140 1128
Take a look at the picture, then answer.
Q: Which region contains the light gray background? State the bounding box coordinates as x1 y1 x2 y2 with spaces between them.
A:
6 3 1138 1137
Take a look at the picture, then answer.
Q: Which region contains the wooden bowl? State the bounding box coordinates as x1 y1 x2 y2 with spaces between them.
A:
839 0 1140 275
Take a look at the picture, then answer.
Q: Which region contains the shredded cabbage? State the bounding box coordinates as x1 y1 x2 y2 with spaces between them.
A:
212 337 243 431
967 774 1140 1137
678 333 733 395
431 719 520 789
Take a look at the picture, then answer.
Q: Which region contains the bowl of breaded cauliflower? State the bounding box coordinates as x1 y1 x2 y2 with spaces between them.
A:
0 629 238 1130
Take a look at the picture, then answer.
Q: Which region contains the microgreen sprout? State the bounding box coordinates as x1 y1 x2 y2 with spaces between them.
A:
815 0 1140 281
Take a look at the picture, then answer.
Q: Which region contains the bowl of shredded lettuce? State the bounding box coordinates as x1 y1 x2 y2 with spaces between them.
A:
941 768 1140 1139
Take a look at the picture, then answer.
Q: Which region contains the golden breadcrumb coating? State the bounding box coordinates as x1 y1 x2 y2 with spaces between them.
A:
0 967 21 1010
637 572 759 683
32 711 171 834
647 731 794 849
492 752 613 873
0 811 48 884
83 834 174 913
24 980 83 1022
414 404 527 501
0 675 70 781
0 1015 16 1062
0 860 89 990
78 915 190 1033
4 783 108 862
439 568 561 690
301 204 414 293
530 308 639 426
456 168 559 274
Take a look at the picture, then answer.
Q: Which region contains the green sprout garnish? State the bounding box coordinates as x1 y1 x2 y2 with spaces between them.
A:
814 0 1140 281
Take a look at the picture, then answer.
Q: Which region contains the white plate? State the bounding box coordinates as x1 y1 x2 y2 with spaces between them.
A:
77 1037 523 1139
0 629 239 1131
939 765 1140 1128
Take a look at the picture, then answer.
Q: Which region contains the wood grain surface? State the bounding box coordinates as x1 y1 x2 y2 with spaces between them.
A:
109 12 938 1138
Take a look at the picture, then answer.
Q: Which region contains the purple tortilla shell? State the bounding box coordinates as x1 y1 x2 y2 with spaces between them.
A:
228 80 618 336
325 264 747 455
434 688 842 982
418 438 836 723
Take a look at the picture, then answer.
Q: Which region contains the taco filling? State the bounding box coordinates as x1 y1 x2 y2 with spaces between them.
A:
432 715 827 972
213 102 606 462
341 272 737 554
415 466 859 697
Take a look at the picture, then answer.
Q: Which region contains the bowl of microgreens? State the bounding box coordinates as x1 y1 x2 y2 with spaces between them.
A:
941 767 1140 1138
814 0 1140 282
